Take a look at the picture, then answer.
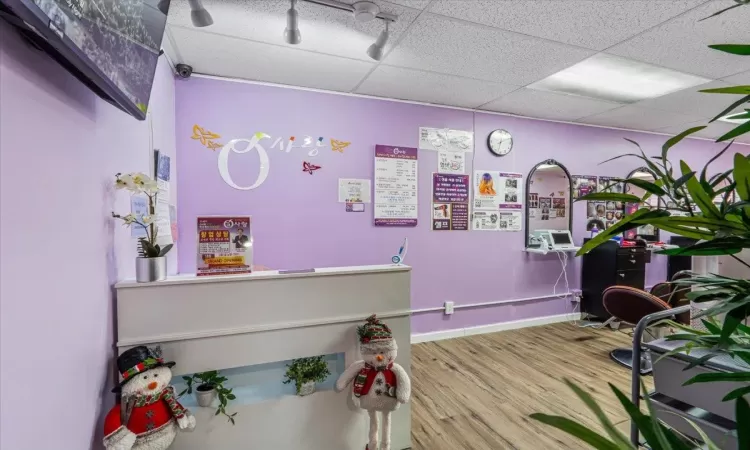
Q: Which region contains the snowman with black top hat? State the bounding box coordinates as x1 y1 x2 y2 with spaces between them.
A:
103 346 196 450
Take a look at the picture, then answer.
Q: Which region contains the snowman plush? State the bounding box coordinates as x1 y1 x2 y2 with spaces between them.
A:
336 315 411 450
103 346 196 450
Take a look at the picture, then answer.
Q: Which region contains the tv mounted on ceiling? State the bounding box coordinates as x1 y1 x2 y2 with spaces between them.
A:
0 0 171 120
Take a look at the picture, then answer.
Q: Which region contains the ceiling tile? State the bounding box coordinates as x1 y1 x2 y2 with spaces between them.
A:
634 81 747 118
169 27 374 92
578 105 705 131
383 13 595 85
356 65 518 108
167 0 419 61
479 88 622 121
383 0 431 9
656 120 750 144
607 0 750 78
723 70 750 85
428 0 704 51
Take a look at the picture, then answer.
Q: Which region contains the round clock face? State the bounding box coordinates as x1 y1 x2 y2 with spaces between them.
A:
488 129 513 156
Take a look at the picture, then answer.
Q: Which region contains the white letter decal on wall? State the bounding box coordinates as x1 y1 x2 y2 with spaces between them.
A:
217 134 271 190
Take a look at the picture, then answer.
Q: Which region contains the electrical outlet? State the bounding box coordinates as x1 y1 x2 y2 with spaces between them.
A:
571 289 582 303
444 301 455 315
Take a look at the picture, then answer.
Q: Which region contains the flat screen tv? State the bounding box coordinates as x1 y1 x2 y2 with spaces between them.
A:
0 0 171 120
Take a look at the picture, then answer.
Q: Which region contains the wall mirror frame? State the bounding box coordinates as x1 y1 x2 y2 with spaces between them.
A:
525 159 573 248
624 166 662 242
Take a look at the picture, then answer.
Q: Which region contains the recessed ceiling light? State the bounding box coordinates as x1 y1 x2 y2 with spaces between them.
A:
718 112 750 124
528 54 710 103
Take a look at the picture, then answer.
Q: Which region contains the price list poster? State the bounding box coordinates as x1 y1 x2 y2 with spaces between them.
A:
374 145 418 226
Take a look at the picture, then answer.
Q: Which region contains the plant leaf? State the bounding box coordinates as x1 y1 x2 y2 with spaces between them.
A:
699 2 743 21
735 153 750 201
680 160 722 219
717 120 750 142
576 192 641 203
723 385 750 402
738 398 750 450
709 94 750 123
662 127 706 164
159 244 173 257
684 371 750 386
576 208 669 256
708 44 750 55
563 380 632 448
623 177 667 197
528 414 623 450
701 85 750 95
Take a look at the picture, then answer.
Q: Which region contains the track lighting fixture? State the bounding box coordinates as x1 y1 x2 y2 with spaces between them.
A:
279 0 396 56
366 21 389 61
284 0 302 45
189 0 213 27
157 0 169 15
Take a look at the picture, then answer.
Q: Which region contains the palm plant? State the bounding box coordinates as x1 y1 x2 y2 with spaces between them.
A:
530 3 750 447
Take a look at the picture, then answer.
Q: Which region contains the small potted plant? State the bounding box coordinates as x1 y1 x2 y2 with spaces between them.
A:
112 172 173 282
178 370 238 424
283 356 331 396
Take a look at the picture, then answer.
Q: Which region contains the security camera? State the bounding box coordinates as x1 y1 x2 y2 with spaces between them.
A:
176 64 193 79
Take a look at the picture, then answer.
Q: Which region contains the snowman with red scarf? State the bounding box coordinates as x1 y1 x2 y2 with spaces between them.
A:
103 346 196 450
336 315 411 450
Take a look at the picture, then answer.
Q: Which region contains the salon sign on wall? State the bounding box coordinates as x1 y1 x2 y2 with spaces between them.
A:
191 125 351 190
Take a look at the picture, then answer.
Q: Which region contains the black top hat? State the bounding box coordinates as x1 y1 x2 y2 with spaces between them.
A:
112 346 175 393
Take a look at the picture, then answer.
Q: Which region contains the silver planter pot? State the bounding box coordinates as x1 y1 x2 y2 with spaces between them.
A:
135 256 167 283
298 381 316 396
195 385 217 407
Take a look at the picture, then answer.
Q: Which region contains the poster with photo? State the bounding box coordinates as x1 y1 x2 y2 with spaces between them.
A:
498 211 522 232
472 211 499 231
196 216 252 276
597 176 623 194
473 171 523 210
374 145 418 226
572 175 597 199
432 173 469 231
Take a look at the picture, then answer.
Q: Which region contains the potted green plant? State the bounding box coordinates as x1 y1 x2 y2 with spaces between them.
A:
283 356 331 396
112 172 173 282
530 3 750 446
179 370 238 424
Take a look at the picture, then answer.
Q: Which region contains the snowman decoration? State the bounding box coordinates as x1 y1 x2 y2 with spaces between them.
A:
103 346 196 450
336 315 411 450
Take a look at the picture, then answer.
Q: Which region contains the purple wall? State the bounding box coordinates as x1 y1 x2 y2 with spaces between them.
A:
175 76 741 334
0 23 176 449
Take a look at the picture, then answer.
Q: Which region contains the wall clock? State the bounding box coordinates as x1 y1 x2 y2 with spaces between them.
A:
488 129 513 156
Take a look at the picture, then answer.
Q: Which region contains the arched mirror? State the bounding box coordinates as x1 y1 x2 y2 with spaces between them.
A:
526 159 573 248
623 167 660 241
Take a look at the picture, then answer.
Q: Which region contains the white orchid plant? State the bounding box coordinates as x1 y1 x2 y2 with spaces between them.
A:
112 173 173 258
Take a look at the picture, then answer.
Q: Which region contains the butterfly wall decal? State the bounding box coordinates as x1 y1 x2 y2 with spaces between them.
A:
192 124 223 150
331 138 351 153
302 161 322 175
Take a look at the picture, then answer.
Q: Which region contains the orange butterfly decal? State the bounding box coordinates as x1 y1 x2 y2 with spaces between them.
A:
191 125 221 146
206 141 223 151
330 138 351 153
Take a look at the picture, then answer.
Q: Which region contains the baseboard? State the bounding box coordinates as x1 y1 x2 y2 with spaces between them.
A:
411 312 581 344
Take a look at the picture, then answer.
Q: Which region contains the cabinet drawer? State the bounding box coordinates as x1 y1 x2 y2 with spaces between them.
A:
616 252 645 270
615 270 644 288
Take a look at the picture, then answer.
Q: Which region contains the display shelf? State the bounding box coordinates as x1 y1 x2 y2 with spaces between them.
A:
174 352 345 408
524 247 581 254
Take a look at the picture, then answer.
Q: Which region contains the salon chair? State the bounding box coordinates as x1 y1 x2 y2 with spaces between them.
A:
603 271 693 374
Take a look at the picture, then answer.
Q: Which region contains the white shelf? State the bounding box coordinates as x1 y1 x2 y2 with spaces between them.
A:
524 247 581 254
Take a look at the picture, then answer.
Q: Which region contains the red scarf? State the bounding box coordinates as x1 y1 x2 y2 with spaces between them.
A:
353 362 396 398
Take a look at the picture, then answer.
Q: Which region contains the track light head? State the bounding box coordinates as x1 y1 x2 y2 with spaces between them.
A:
284 0 302 44
367 21 389 61
188 0 213 27
157 0 170 15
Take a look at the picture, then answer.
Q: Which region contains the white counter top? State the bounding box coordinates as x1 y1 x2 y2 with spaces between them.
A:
116 264 411 289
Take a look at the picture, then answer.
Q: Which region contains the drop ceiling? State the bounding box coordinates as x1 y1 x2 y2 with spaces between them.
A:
164 0 750 143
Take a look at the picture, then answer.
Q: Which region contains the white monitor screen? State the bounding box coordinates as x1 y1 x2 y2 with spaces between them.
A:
551 232 572 245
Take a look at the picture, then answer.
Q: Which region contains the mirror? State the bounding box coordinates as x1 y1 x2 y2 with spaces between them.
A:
525 159 573 247
623 167 660 241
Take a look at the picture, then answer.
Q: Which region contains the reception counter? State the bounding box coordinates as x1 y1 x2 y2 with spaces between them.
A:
115 264 412 450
